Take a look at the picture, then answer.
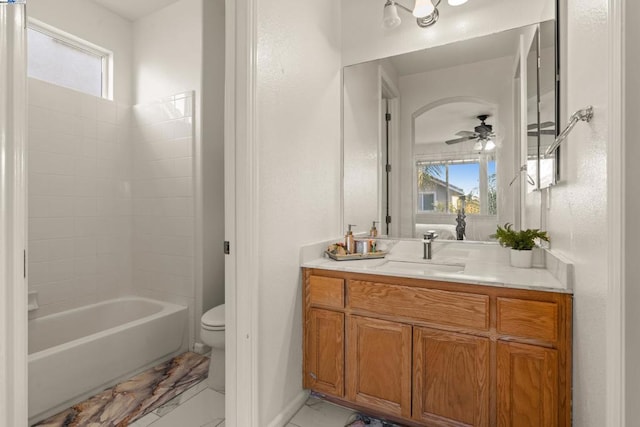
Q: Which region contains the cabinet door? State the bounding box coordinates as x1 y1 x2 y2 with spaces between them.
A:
346 315 412 419
304 308 344 396
497 341 558 427
412 327 490 426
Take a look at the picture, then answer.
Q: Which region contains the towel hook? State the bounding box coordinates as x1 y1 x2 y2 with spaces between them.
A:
544 105 594 157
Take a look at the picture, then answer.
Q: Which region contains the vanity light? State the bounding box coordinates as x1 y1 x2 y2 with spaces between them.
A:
382 0 468 29
413 0 435 17
383 1 402 29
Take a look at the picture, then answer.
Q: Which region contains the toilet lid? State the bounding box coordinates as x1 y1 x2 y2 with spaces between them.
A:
202 304 225 328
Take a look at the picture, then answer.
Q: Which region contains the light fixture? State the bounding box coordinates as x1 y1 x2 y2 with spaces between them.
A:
473 140 483 151
383 1 402 29
382 0 469 29
412 0 435 17
484 138 496 151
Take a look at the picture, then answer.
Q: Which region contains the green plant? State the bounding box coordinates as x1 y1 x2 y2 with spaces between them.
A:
493 223 549 250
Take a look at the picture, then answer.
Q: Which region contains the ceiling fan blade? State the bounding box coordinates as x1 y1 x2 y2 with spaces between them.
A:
445 136 475 145
455 131 476 137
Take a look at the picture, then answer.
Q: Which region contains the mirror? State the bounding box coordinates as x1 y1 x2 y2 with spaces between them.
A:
343 20 558 241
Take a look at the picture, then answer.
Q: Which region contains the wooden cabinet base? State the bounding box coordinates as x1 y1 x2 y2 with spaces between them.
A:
303 268 572 427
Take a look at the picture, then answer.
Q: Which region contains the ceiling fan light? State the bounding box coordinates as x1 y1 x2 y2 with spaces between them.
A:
383 2 402 28
485 139 496 151
473 140 483 151
448 0 468 6
413 0 435 18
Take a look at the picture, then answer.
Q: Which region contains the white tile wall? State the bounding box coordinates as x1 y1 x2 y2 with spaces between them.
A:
131 92 196 343
27 82 196 345
27 79 133 318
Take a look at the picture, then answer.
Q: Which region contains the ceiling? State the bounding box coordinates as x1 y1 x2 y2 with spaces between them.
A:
415 102 497 146
90 0 180 21
389 25 522 77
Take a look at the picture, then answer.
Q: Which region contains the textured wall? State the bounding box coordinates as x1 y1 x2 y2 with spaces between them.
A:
255 0 342 424
545 0 609 425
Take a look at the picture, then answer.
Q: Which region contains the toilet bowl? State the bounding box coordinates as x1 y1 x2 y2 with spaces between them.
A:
201 304 225 391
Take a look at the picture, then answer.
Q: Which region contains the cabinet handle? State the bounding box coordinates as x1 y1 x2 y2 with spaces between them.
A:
309 372 317 380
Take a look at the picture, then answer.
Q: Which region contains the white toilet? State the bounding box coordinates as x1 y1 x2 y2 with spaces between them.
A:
201 304 225 391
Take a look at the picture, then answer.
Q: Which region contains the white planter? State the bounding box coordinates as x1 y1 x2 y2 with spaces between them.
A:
510 249 533 268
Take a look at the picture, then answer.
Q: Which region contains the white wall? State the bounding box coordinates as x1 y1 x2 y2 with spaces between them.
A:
626 0 640 421
342 0 554 66
27 0 133 104
27 79 132 318
255 0 342 424
544 0 609 425
202 0 226 319
398 55 515 239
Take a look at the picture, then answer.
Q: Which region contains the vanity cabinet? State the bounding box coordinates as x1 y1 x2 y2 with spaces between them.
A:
346 315 412 418
302 269 572 427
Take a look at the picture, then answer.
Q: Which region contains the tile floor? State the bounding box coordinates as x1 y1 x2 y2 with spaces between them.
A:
128 381 225 427
129 386 359 427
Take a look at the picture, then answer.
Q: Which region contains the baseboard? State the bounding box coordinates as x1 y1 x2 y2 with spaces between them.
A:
266 389 310 427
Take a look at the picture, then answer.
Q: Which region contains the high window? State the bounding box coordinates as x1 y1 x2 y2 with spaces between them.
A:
27 21 111 98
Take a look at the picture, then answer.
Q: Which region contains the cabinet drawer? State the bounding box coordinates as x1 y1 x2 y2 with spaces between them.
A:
309 275 344 308
497 298 558 343
348 280 489 331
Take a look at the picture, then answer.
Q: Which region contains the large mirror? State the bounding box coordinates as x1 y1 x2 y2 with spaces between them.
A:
343 19 558 241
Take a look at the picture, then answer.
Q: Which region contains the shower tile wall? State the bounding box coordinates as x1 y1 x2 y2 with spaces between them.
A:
131 92 196 344
27 78 132 318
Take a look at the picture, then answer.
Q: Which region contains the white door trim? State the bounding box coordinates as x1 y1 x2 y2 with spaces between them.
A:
225 0 260 425
0 2 28 426
606 0 625 425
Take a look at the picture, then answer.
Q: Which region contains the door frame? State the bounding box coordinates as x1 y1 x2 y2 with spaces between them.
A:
0 2 28 426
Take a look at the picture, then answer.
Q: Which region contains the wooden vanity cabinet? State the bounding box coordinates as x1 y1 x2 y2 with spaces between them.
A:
302 269 572 427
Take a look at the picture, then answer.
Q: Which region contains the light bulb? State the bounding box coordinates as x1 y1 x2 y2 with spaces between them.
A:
485 139 496 151
413 0 435 18
448 0 468 5
383 2 402 28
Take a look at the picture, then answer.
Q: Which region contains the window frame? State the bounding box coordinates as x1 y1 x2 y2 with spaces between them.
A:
27 18 113 99
417 191 437 213
414 154 497 216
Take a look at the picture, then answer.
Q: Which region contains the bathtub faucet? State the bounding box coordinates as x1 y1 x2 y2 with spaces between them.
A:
423 231 438 260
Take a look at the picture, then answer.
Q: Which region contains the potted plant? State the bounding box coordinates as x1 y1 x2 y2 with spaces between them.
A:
493 223 549 268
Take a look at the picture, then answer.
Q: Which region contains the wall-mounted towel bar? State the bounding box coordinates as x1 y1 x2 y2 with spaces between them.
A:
544 105 594 157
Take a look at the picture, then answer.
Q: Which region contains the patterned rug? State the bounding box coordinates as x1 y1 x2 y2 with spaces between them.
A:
33 352 209 427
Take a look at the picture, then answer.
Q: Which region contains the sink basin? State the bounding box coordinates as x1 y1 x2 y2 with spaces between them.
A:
375 260 465 275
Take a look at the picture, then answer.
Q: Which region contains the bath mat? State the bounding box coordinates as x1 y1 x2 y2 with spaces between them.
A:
33 351 209 427
345 413 406 427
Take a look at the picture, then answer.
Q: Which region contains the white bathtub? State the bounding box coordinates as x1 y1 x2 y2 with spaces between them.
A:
28 297 188 424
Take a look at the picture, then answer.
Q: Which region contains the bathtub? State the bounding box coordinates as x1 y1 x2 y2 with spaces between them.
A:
28 297 188 424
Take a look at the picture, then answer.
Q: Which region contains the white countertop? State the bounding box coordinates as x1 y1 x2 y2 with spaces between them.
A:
301 239 573 294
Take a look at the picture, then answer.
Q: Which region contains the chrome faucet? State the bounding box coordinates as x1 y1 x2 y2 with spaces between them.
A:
423 231 438 260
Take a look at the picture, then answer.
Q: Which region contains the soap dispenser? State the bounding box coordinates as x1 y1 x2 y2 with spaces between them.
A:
370 221 379 238
345 224 356 254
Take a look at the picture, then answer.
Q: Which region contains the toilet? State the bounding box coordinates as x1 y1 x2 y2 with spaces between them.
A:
200 304 225 391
